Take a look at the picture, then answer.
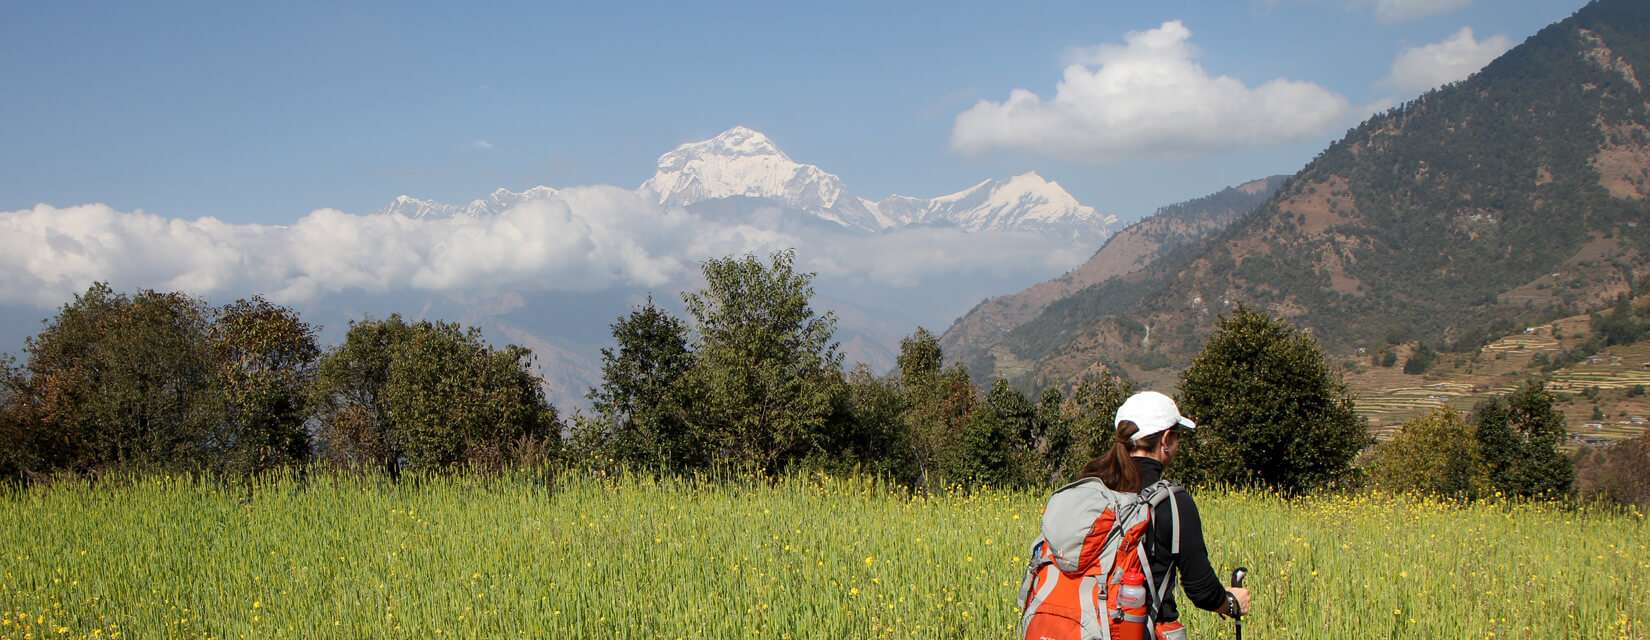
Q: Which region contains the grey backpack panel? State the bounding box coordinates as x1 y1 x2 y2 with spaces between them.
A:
1018 477 1184 640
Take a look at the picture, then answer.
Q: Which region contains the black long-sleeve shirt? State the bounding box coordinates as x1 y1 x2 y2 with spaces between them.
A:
1134 456 1228 621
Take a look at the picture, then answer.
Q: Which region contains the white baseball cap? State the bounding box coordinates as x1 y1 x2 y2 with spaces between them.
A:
1114 391 1196 440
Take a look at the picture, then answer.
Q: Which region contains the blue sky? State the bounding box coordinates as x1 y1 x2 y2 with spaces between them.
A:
1 0 1586 223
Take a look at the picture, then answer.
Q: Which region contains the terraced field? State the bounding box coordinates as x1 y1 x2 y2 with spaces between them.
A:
1346 328 1549 436
1547 341 1650 393
1354 381 1517 440
1481 327 1562 354
1347 321 1650 446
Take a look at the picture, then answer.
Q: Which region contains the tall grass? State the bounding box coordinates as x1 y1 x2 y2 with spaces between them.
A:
0 473 1645 639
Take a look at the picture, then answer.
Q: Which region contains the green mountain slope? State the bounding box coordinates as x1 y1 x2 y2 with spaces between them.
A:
993 0 1650 389
939 176 1286 383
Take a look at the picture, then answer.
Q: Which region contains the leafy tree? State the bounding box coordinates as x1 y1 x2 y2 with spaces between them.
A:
206 297 319 474
4 285 326 478
1574 433 1650 506
312 315 415 474
953 380 1033 486
313 315 557 474
1367 408 1489 499
1471 396 1520 496
827 365 915 483
955 409 1013 486
0 356 31 480
902 358 977 489
897 327 943 389
1470 380 1574 498
1178 306 1370 492
1033 387 1072 485
1061 371 1134 478
582 298 697 471
990 381 1037 450
9 284 218 474
894 327 965 486
1504 380 1573 498
1594 295 1646 346
381 322 558 471
681 250 842 474
1403 343 1438 375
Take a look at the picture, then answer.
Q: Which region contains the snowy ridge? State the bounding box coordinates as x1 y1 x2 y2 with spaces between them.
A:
638 126 886 231
384 186 560 219
874 172 1116 239
382 127 1115 242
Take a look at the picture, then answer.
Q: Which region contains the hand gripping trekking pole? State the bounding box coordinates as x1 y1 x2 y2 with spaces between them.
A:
1230 567 1248 640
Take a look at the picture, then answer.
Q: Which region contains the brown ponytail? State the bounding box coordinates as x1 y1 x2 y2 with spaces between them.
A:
1079 420 1169 492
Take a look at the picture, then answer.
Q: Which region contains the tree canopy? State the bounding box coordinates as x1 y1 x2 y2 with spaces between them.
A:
1178 306 1370 492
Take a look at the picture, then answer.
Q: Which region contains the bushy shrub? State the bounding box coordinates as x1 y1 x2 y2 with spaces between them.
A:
207 297 319 474
1367 408 1489 498
1403 343 1437 375
1574 434 1650 507
381 322 558 471
311 315 559 474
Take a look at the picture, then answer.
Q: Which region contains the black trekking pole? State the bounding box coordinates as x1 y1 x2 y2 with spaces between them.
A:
1230 566 1248 640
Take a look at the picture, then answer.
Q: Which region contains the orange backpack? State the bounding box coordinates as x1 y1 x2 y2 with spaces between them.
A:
1018 478 1185 640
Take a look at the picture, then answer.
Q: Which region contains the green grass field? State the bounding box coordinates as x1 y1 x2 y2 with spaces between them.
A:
1 474 1646 639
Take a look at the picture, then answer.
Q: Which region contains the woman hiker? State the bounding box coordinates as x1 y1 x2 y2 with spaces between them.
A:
1019 391 1251 640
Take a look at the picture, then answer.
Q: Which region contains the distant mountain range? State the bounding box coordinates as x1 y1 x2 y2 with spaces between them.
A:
384 186 562 220
386 126 1119 244
940 175 1288 383
371 126 1124 411
951 0 1650 391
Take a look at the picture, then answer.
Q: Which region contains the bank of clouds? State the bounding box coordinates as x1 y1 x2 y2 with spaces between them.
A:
0 187 1085 310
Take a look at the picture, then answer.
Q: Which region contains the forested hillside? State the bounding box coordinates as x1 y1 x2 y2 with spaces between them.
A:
988 0 1650 389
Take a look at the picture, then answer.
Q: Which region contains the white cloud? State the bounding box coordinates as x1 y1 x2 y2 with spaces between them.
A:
951 21 1351 161
1385 27 1512 94
0 190 696 308
1357 0 1472 24
471 139 495 150
0 191 1081 309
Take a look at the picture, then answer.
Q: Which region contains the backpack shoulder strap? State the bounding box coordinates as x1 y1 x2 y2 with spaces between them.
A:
1141 480 1182 555
1135 542 1161 622
1140 480 1185 613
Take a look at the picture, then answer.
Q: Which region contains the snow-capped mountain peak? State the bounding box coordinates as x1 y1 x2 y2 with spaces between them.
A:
638 127 883 229
383 127 1116 243
383 195 464 219
871 172 1115 241
681 125 788 159
981 172 1100 222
